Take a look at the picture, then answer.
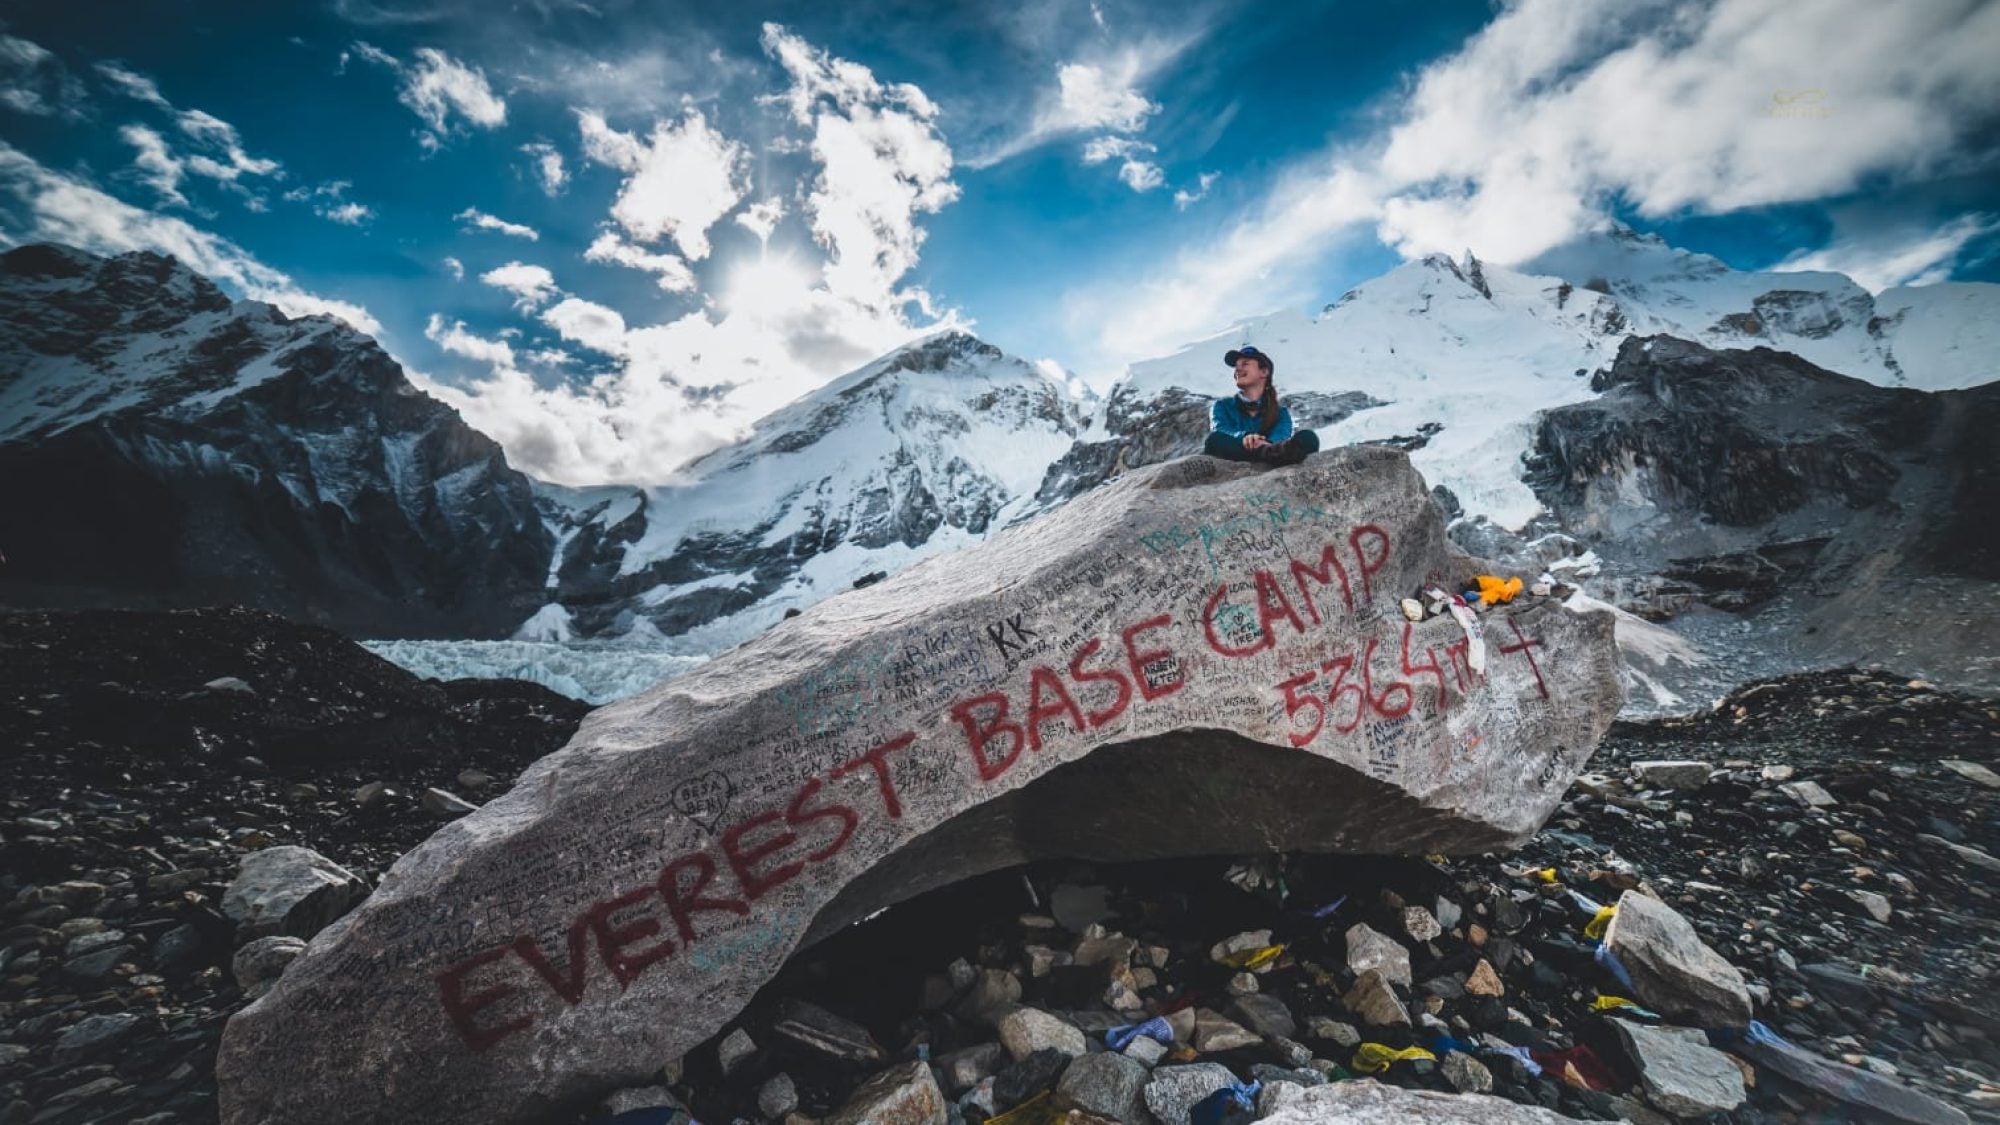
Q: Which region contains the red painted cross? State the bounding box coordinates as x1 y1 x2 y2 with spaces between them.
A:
1498 617 1549 699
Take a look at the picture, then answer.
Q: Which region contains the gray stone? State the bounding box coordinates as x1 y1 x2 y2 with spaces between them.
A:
34 1078 124 1116
938 1043 1007 1094
354 781 394 809
205 676 255 694
0 1044 27 1066
601 1086 687 1116
62 944 134 981
998 1008 1086 1061
1306 1017 1360 1048
773 998 884 1062
1601 891 1752 1028
1143 1063 1238 1125
422 788 479 817
1228 993 1297 1040
63 929 128 959
1732 1033 1970 1125
153 923 203 968
1631 760 1709 790
216 453 1622 1125
1402 907 1442 942
1608 1021 1745 1117
1440 1051 1492 1094
1918 834 2000 874
232 936 307 998
959 968 1024 1024
220 845 366 940
823 1060 947 1125
1260 1080 1596 1123
1780 780 1838 808
718 1028 757 1076
1341 969 1410 1027
1209 930 1272 965
1123 1036 1168 1068
458 769 497 791
1192 1008 1261 1052
1850 889 1893 923
1941 759 2000 788
758 1073 799 1119
1054 1051 1148 1123
1072 934 1137 968
1345 923 1411 987
51 1013 143 1066
22 881 105 912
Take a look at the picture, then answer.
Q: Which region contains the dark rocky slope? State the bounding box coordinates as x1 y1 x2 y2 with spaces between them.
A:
0 244 554 638
1515 334 2000 700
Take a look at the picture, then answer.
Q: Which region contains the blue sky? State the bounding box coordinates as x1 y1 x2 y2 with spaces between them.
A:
2 0 1997 486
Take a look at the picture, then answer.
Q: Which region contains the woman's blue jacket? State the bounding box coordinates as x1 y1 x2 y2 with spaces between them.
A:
1209 395 1295 445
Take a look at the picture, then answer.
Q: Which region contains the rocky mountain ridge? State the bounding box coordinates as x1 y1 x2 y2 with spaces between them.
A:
0 243 552 638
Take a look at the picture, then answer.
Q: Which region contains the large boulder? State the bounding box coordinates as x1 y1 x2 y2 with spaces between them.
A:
217 450 1622 1124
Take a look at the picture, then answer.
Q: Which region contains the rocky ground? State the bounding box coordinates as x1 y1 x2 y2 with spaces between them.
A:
2 608 1997 1124
0 607 591 1123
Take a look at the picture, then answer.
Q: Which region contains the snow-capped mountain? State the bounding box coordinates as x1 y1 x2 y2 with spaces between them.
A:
1520 222 1999 392
537 330 1086 650
1042 220 1998 710
0 243 552 637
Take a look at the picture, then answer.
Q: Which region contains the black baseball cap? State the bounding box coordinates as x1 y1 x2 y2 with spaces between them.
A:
1224 345 1273 373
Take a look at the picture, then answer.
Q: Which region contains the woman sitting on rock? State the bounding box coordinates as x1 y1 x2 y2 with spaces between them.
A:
1202 345 1320 465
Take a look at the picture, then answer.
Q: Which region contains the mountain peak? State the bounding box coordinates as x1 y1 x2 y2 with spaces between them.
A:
1 242 232 319
880 329 1004 375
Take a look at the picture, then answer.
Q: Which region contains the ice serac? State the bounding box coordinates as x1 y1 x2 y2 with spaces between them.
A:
215 448 1623 1124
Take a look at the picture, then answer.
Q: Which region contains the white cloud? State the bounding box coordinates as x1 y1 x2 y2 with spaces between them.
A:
416 27 966 486
735 196 786 241
1117 160 1164 192
174 109 281 183
425 313 517 368
583 230 696 293
1066 0 2000 364
324 201 375 226
762 22 959 310
443 255 465 279
283 179 377 225
577 108 745 261
1778 212 2000 293
117 124 188 206
965 34 1194 171
1082 136 1162 193
1 35 87 118
95 64 282 208
1173 170 1219 210
351 42 506 149
521 141 568 195
479 260 560 309
0 141 381 334
93 59 169 108
540 297 630 357
1051 59 1157 135
455 206 540 240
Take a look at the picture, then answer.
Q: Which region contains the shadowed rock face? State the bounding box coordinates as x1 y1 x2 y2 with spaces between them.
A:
215 449 1622 1124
